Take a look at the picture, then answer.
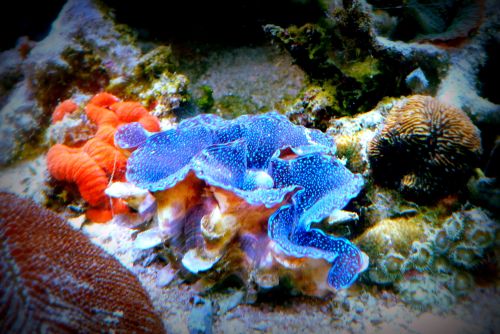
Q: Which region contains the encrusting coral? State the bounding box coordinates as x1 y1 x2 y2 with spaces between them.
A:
356 199 498 310
46 92 160 222
368 95 482 199
110 112 368 295
435 208 497 270
0 192 165 333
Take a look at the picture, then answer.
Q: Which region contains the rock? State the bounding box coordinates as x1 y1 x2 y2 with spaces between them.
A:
188 297 213 334
405 68 429 93
156 264 177 288
217 290 245 315
0 0 141 166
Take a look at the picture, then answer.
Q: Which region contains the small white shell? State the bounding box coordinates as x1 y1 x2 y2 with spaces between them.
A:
105 182 149 198
134 228 162 250
181 249 222 274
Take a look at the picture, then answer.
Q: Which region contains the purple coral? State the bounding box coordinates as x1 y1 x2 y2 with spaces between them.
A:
117 112 367 290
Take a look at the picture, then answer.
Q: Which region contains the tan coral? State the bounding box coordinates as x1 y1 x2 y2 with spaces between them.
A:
355 216 426 284
368 95 482 199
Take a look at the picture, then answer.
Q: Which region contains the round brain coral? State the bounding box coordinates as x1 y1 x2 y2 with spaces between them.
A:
368 95 482 198
0 192 165 333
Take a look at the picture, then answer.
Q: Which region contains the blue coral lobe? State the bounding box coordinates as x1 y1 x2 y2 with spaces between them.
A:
119 112 368 290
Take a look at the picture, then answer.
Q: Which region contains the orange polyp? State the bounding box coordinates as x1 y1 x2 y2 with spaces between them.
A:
110 101 149 121
111 101 161 132
46 144 77 180
85 207 114 222
94 124 118 144
88 92 120 108
47 144 109 207
85 104 120 127
83 138 128 177
52 99 78 123
138 114 161 132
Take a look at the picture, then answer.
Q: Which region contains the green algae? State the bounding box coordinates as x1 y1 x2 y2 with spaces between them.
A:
34 42 109 116
215 95 261 118
335 137 365 173
340 57 380 83
287 85 336 129
193 85 215 112
12 131 50 165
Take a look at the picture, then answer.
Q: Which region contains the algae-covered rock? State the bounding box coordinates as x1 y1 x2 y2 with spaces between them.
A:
0 0 141 166
107 45 191 118
265 0 450 124
286 85 336 130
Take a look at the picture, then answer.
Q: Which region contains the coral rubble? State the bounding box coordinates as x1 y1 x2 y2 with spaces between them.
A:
368 95 482 199
114 112 367 295
0 192 164 333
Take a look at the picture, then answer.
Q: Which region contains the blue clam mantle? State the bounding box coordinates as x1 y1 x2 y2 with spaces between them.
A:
117 112 368 289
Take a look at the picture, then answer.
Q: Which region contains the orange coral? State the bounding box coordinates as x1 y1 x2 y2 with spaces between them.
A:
0 192 165 333
109 101 161 132
89 91 120 107
46 93 161 222
51 99 78 123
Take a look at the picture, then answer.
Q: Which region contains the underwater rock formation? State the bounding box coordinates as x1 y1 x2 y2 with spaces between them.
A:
370 0 500 127
46 93 160 222
113 112 367 294
368 0 484 47
264 8 386 122
368 95 482 199
0 192 165 333
267 0 500 136
265 0 452 124
0 0 143 166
